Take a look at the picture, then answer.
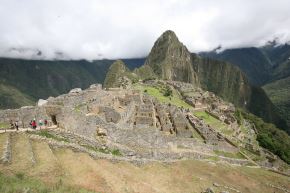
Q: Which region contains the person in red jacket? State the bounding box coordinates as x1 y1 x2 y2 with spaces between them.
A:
32 119 37 129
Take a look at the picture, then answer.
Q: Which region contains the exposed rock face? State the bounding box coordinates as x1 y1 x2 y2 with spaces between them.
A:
144 30 199 85
192 54 252 107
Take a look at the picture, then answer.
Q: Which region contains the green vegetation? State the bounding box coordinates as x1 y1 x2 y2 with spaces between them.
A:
133 83 192 109
28 130 69 143
111 149 122 156
0 122 10 129
193 111 231 135
163 85 173 97
236 109 290 164
263 76 290 129
0 172 94 193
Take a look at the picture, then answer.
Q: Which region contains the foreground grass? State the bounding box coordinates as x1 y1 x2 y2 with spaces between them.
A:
0 172 94 193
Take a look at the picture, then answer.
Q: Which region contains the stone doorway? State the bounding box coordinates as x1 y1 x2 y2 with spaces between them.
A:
51 115 57 125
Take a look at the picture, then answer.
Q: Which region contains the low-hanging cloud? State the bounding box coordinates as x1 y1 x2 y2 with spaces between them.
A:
0 0 289 60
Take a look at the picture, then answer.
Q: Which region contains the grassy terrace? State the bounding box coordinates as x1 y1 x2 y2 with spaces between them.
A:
193 111 234 136
133 83 192 109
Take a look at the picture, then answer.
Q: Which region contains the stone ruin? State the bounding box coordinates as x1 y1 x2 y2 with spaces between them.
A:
0 82 240 160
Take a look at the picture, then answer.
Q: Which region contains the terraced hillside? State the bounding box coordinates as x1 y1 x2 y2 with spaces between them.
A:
0 131 289 193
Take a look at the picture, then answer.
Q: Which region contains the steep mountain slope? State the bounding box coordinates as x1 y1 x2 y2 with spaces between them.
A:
144 30 199 85
192 54 251 106
192 54 288 133
263 76 290 128
200 47 272 86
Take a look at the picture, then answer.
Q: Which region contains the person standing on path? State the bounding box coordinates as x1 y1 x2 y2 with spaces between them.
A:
32 119 37 129
39 119 43 129
14 121 19 131
44 119 48 128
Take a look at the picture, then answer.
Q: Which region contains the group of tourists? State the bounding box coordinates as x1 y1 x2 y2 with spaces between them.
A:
29 119 48 129
8 118 49 131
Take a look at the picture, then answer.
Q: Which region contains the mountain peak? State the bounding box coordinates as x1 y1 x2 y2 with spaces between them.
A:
144 30 199 85
159 30 179 42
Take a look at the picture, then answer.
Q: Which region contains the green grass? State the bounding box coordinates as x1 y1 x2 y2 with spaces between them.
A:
133 83 192 109
193 111 231 135
214 150 246 159
111 149 122 156
0 172 94 193
0 122 10 129
28 130 69 143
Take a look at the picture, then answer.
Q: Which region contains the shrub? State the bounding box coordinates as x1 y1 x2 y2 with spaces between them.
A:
163 85 172 97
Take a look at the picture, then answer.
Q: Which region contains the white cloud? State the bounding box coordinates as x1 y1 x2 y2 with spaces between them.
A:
0 0 289 60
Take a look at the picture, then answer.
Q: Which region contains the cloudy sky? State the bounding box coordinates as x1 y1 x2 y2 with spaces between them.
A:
0 0 290 60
